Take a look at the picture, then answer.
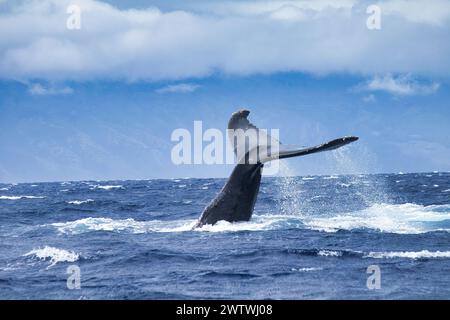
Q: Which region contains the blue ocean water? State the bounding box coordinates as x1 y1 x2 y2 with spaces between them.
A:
0 172 449 299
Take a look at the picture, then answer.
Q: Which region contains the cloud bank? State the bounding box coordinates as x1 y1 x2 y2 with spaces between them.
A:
28 83 74 95
363 74 440 95
0 0 449 82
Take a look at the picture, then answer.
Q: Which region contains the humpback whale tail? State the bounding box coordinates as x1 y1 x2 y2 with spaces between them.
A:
227 109 358 163
194 109 358 228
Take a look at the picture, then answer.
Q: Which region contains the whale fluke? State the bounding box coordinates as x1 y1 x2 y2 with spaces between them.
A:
194 109 358 228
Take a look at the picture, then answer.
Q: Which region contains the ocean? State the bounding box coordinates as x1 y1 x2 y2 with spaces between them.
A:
0 172 449 299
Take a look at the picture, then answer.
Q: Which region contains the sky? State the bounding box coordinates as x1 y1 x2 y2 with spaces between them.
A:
0 0 450 183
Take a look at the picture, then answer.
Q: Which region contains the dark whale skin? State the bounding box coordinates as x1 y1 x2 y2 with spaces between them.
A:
194 163 263 228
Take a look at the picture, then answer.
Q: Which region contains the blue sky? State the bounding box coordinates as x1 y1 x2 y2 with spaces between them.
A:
1 0 450 182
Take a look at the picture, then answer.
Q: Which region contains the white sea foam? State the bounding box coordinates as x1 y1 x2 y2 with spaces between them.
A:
323 175 338 180
303 203 450 234
0 187 10 191
49 217 195 234
443 189 450 193
46 203 450 235
67 199 94 205
302 177 315 181
91 185 124 190
317 250 343 257
0 195 45 200
196 219 278 233
24 246 80 268
48 215 294 235
291 267 322 272
364 250 450 259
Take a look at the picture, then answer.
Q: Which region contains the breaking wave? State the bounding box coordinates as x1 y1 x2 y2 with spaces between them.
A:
364 250 450 259
23 246 80 268
67 199 94 205
303 203 450 234
0 195 45 200
90 185 124 190
45 203 450 235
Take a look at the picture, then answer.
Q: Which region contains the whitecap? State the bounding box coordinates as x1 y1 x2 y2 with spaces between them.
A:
49 217 195 235
91 185 123 190
291 267 322 272
318 250 342 257
67 199 94 205
0 187 10 191
0 195 45 200
302 177 315 181
303 203 450 234
24 246 80 268
47 215 293 235
364 250 450 259
45 203 450 236
443 189 450 193
339 183 351 187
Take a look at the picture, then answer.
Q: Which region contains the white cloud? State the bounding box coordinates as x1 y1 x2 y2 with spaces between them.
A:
364 74 440 95
0 0 449 82
156 83 200 94
362 94 376 102
28 83 74 95
379 0 450 26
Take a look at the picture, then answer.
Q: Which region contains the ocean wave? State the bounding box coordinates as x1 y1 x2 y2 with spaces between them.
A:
47 215 291 235
49 217 195 234
0 187 9 191
0 195 45 200
45 203 450 235
303 203 450 234
317 250 343 257
291 267 322 272
339 183 351 187
323 175 338 180
67 199 94 205
364 250 450 259
90 185 124 190
23 246 80 268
